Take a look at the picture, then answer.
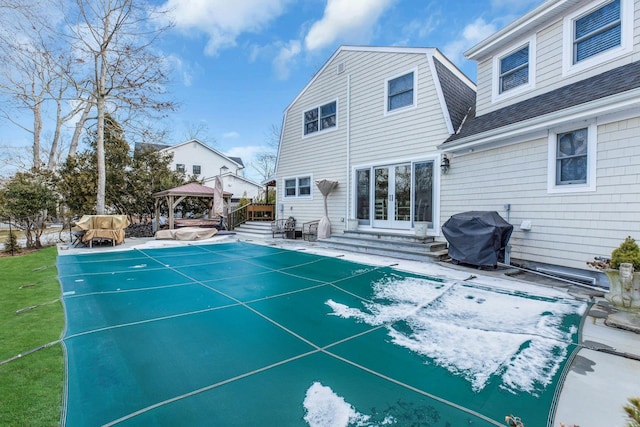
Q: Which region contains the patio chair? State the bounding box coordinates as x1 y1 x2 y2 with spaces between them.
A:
271 217 295 238
302 220 320 241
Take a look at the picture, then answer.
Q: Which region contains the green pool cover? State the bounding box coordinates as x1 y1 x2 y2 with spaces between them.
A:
58 242 586 426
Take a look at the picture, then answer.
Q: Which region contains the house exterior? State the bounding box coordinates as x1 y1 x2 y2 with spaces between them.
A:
157 139 264 203
276 46 476 236
439 0 640 276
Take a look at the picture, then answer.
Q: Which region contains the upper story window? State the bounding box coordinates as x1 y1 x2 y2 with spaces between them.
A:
386 71 415 112
563 0 632 75
176 164 185 173
547 124 597 193
573 0 621 63
304 101 337 136
492 37 536 103
192 165 201 175
500 46 529 93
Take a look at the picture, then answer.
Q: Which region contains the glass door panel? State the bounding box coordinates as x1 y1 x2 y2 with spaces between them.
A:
356 169 370 224
372 164 411 229
413 161 434 228
374 167 388 223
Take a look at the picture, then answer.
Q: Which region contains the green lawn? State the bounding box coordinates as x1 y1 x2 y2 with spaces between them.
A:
0 247 64 426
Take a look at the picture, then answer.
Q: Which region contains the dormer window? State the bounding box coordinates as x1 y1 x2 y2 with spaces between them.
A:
563 0 632 75
573 0 621 63
499 45 529 93
491 37 535 103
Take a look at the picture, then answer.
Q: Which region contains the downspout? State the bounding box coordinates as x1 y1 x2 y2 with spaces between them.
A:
345 74 351 227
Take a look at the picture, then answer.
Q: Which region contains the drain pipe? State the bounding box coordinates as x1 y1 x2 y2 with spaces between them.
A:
504 204 511 265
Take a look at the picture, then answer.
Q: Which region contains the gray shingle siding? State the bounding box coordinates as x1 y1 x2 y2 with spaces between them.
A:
433 58 476 133
444 60 640 143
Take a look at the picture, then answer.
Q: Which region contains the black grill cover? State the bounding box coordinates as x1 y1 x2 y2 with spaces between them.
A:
442 211 513 267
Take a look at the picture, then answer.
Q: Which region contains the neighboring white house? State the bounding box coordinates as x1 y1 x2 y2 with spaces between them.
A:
439 0 640 275
155 138 264 203
275 46 476 236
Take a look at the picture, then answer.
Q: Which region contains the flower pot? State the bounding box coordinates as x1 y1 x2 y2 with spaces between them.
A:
605 267 640 312
414 222 428 238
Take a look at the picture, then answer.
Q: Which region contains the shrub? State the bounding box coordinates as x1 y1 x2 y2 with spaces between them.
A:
624 397 640 427
611 237 640 270
3 231 21 254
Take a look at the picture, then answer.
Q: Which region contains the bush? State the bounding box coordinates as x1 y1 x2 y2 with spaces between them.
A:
624 397 640 427
3 231 21 254
611 237 640 270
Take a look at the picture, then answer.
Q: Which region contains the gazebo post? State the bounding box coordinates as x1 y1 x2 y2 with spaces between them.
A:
168 195 174 229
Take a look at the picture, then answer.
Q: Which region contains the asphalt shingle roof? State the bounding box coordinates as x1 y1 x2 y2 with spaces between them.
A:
444 60 640 144
433 57 476 133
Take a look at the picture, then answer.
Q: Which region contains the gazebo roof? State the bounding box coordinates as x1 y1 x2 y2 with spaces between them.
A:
153 182 231 198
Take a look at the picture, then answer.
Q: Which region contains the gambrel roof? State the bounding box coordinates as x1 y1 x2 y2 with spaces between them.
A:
282 45 476 136
441 60 640 149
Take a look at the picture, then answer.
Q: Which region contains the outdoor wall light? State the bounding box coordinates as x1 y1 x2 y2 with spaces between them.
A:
440 155 450 174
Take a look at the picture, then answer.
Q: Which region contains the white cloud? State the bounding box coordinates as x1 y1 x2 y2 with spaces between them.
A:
304 0 396 51
163 0 292 55
165 54 194 87
273 40 302 80
443 17 497 65
222 131 240 139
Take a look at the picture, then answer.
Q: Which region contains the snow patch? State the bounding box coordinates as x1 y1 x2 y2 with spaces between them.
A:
327 276 585 395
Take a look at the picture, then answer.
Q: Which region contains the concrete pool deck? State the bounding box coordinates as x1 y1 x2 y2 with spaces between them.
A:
58 234 640 427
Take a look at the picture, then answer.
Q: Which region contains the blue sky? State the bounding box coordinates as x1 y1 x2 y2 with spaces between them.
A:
0 0 543 181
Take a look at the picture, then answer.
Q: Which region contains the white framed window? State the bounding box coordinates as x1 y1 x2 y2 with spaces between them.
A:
492 37 536 102
563 0 633 75
283 175 313 198
176 163 185 173
303 101 337 136
385 69 417 114
547 124 597 193
192 165 201 175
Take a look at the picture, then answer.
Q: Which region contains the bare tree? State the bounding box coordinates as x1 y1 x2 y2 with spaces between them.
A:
61 0 176 214
251 123 280 181
0 0 87 171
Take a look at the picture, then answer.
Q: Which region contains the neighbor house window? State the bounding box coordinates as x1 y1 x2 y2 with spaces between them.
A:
192 165 201 175
563 0 632 74
176 164 185 173
304 101 336 135
573 0 621 63
499 45 529 93
283 176 312 198
387 71 414 111
548 124 597 193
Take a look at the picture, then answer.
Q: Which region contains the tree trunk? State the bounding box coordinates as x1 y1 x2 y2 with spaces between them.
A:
69 99 91 157
96 94 106 214
32 82 42 169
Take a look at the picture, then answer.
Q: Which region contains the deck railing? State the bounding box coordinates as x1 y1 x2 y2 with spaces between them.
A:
228 203 275 230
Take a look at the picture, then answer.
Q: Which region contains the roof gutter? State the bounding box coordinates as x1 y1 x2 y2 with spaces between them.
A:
438 87 640 153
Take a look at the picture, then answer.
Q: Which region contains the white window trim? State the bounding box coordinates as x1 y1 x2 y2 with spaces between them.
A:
547 123 597 194
492 36 536 104
384 67 418 116
562 0 633 76
282 174 313 199
301 99 338 139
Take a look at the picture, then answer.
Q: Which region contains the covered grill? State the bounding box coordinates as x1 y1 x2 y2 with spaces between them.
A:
442 211 513 268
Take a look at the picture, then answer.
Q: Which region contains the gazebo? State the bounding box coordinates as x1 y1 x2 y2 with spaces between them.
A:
153 182 231 230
